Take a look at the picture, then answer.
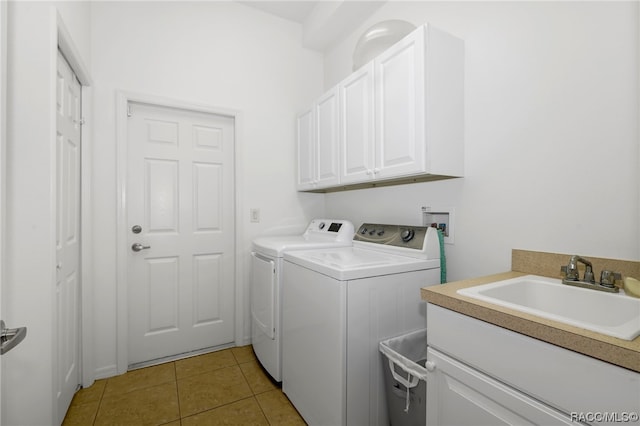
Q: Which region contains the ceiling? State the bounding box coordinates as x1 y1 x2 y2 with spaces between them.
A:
237 1 386 50
238 1 321 24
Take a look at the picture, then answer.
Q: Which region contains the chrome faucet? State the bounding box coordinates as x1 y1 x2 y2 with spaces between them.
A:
562 255 594 282
560 255 619 293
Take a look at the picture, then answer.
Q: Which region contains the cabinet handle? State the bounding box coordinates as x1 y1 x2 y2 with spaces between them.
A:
425 360 436 372
373 168 380 174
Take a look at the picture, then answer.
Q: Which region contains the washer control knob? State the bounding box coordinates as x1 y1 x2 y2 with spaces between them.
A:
401 229 415 242
377 229 385 236
360 227 368 235
318 222 326 230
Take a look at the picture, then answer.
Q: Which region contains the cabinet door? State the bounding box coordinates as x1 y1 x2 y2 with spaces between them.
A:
375 25 426 179
315 88 340 188
339 63 375 184
426 348 578 426
296 108 315 190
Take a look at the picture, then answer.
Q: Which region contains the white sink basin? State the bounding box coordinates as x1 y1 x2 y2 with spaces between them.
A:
457 275 640 341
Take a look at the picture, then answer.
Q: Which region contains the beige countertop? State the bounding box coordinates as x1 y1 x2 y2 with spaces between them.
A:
421 270 640 373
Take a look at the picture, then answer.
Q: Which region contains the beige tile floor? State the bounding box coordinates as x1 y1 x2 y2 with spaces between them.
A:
62 346 307 426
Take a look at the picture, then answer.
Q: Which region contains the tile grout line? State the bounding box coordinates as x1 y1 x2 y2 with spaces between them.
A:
70 347 288 425
172 361 182 423
180 395 259 424
232 349 275 424
92 378 108 425
177 350 246 422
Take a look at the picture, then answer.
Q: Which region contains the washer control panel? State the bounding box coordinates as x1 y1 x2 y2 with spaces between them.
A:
354 223 428 250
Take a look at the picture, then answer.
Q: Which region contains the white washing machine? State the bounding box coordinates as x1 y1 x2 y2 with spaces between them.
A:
282 223 441 426
250 219 354 382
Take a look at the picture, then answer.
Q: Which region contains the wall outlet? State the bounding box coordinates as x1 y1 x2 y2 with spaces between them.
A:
250 208 260 223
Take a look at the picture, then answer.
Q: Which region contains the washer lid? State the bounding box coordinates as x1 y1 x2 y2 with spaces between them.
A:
284 247 439 281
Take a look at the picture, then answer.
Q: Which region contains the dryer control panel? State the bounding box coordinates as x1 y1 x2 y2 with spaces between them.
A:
303 219 355 243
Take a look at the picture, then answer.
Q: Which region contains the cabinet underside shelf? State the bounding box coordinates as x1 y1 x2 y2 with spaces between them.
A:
300 174 461 193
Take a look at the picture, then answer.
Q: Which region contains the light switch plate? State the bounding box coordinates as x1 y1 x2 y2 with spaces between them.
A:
250 208 260 223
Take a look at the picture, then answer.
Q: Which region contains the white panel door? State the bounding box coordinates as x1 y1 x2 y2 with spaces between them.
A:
55 50 81 423
375 26 426 179
0 1 6 419
126 102 235 366
340 62 375 184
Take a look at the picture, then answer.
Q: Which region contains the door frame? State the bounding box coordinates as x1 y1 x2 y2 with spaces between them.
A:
56 11 93 390
0 1 7 418
115 91 245 374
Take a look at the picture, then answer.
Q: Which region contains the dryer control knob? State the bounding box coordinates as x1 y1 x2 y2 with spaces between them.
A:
401 229 415 242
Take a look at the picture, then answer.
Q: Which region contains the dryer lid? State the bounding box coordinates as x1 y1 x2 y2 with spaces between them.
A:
252 219 355 257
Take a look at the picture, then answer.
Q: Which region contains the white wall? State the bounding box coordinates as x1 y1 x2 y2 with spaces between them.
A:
90 1 325 378
4 2 91 424
323 1 640 280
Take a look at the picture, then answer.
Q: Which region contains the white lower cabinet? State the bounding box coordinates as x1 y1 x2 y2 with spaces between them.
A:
427 348 576 425
426 303 640 426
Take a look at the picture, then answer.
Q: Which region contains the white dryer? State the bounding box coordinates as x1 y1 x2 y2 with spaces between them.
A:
250 219 354 382
282 223 442 426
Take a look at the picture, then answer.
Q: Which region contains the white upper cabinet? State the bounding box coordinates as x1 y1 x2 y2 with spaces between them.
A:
374 24 426 179
296 108 315 190
296 88 341 190
339 62 375 184
315 88 340 188
299 23 464 192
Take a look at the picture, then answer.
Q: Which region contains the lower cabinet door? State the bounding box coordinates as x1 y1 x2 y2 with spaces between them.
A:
426 348 578 426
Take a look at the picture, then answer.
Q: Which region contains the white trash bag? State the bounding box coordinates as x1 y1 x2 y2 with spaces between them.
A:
379 329 429 426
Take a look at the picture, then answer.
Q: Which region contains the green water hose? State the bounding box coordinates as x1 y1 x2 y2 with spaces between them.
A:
438 229 446 284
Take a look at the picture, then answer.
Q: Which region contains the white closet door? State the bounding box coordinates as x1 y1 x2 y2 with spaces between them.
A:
55 50 81 424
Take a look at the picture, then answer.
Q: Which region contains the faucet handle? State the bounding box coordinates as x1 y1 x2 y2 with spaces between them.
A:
561 264 579 280
600 270 621 288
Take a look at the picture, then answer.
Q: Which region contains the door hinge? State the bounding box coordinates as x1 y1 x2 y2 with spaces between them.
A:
80 117 86 126
127 104 133 118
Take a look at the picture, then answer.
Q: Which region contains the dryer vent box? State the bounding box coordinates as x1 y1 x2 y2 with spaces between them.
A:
422 206 454 244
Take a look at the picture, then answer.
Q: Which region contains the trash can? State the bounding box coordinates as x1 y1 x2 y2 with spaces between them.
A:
379 329 428 426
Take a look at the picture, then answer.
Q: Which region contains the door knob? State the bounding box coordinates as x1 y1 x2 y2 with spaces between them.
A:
131 243 151 252
1 320 27 355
